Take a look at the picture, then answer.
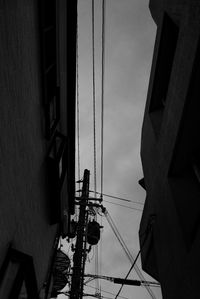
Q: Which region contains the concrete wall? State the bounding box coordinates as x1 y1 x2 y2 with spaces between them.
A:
0 0 58 291
140 1 200 298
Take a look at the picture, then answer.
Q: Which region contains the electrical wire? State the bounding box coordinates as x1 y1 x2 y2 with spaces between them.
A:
92 1 100 295
75 2 149 299
100 0 105 200
114 224 160 299
114 249 140 299
103 209 157 299
94 1 106 295
86 284 129 299
76 0 81 191
89 190 144 205
114 228 148 299
104 200 143 211
92 0 97 200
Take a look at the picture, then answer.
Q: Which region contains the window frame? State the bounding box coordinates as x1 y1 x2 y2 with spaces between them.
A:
47 131 68 224
0 247 39 299
149 12 179 136
40 0 60 140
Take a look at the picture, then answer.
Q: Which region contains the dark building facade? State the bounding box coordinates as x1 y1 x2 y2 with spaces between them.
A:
139 0 200 298
0 0 77 298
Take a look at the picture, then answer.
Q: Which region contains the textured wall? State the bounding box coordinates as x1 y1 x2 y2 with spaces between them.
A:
140 1 200 298
0 0 58 290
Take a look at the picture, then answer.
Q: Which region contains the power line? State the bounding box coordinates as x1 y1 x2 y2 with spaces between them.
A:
86 284 129 299
114 224 160 299
89 190 144 205
92 1 100 295
76 0 81 187
114 248 142 299
104 200 143 212
92 0 97 199
103 209 157 299
100 0 105 199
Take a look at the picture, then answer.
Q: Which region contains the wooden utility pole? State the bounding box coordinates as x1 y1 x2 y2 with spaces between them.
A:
70 169 90 299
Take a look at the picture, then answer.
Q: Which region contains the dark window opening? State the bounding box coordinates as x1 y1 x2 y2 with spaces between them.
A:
45 87 60 139
149 13 179 137
193 160 200 184
47 132 68 224
150 13 179 112
43 28 57 70
45 64 57 99
40 0 59 139
50 96 57 129
41 0 56 29
48 131 67 185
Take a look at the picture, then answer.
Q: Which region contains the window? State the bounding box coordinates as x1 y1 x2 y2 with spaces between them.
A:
47 131 68 224
40 0 60 139
48 132 67 183
149 13 179 135
193 159 200 184
45 87 60 139
0 248 38 299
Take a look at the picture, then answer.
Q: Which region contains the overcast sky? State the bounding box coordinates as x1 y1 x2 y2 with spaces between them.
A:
59 1 162 299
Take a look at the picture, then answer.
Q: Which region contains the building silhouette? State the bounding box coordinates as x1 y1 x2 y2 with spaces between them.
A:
139 0 200 298
0 0 77 298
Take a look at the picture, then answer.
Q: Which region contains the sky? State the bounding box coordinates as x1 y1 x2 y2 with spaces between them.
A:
59 1 162 299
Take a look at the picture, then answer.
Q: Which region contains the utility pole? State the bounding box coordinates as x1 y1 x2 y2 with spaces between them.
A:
70 169 90 299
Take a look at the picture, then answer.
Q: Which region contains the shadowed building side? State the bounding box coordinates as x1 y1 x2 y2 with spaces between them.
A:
0 0 77 298
139 0 200 298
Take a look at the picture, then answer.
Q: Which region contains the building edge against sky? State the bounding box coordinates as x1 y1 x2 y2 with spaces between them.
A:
139 0 200 298
0 0 77 298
